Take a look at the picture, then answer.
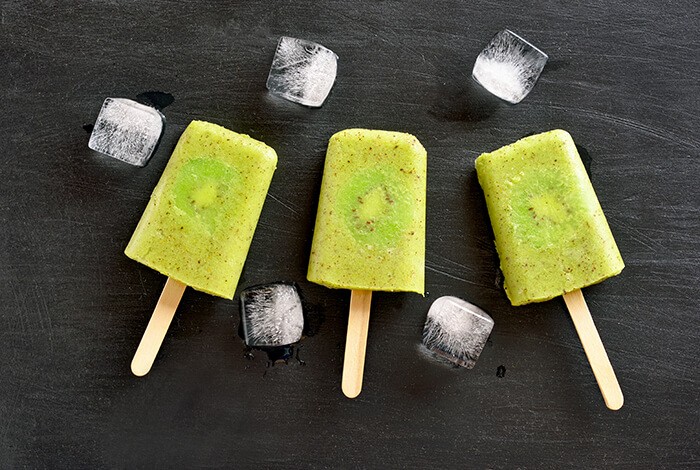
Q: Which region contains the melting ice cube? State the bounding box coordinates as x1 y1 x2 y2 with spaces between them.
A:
88 97 165 166
240 283 304 347
266 37 338 107
472 29 548 104
422 296 494 368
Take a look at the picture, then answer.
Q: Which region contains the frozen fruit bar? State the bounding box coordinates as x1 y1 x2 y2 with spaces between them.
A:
475 129 624 306
307 129 426 293
125 120 277 299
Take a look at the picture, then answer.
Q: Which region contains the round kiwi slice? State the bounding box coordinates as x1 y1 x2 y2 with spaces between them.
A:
173 158 240 231
510 169 583 249
338 168 414 249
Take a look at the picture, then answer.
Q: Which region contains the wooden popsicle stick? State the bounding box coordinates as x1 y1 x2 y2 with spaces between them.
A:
341 290 373 398
563 288 624 410
131 277 187 377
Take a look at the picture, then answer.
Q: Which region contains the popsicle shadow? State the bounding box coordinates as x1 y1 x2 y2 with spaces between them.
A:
463 168 505 297
300 153 327 275
576 145 593 179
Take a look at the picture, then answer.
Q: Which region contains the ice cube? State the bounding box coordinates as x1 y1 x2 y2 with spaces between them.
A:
421 296 494 368
266 37 338 107
240 282 304 347
472 29 548 104
88 97 165 166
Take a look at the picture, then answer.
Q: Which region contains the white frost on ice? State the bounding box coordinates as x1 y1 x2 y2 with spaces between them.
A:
472 29 548 104
421 296 494 368
88 97 164 166
266 36 338 107
241 283 304 347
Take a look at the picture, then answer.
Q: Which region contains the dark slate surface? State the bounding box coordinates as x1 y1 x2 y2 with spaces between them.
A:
1 1 698 468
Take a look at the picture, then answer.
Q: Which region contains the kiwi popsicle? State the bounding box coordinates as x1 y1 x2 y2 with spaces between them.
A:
475 129 624 409
475 129 624 305
127 120 277 375
308 129 427 397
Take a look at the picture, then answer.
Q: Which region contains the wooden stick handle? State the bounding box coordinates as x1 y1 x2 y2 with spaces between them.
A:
131 277 187 377
341 290 372 398
563 289 624 410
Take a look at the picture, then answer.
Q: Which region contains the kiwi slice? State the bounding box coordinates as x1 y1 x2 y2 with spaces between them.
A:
510 169 583 249
338 168 414 248
173 158 240 231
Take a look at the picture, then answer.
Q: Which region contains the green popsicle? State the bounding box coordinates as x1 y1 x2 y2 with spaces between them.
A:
308 129 426 293
475 129 624 306
126 120 277 376
126 120 277 299
307 128 426 398
475 129 625 410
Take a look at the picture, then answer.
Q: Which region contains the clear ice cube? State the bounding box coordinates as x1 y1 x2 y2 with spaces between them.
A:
240 283 304 347
422 296 494 368
266 37 338 107
88 97 164 166
472 29 548 104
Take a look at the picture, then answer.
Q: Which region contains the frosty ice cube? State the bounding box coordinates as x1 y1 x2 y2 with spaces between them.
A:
266 37 338 107
421 296 494 368
472 29 548 104
88 97 164 166
240 282 304 347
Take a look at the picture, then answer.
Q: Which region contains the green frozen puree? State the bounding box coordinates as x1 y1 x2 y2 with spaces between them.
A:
125 120 277 299
475 129 624 306
307 129 426 293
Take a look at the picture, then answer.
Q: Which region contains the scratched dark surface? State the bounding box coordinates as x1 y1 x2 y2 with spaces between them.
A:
1 1 699 468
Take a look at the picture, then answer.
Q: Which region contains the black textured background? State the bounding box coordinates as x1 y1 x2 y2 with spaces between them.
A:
1 1 699 468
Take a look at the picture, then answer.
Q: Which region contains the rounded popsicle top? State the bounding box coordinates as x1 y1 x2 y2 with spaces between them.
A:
186 120 278 167
329 128 427 154
475 129 573 170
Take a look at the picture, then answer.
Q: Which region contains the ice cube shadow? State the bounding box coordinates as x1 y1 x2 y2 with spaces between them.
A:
135 91 175 111
539 58 568 75
430 77 502 123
